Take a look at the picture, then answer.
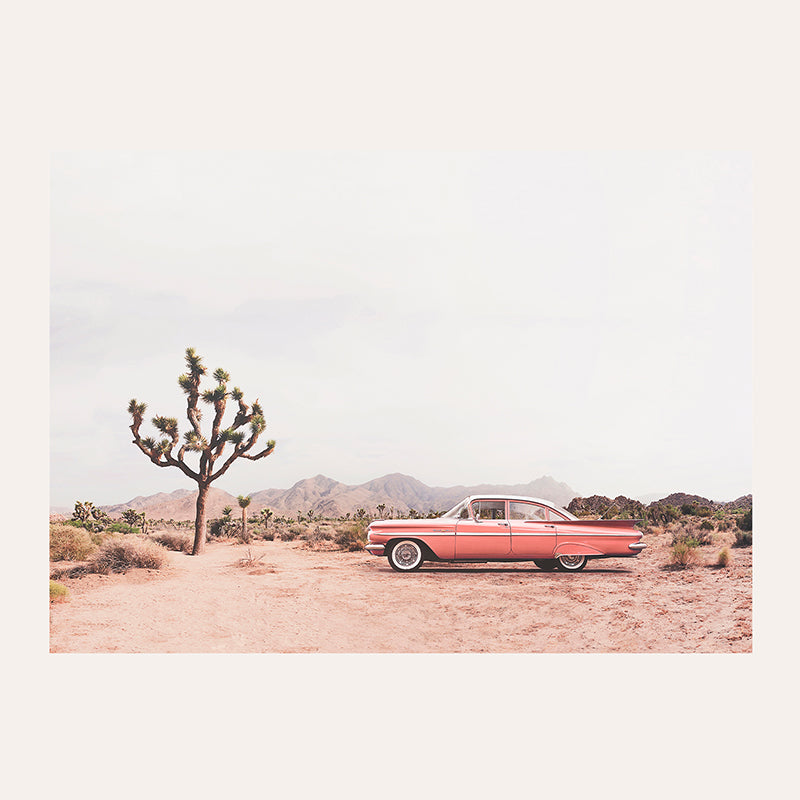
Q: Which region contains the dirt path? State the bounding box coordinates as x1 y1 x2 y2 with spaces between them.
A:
49 533 752 653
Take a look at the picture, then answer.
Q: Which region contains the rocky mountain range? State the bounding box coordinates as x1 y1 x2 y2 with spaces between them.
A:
94 473 579 521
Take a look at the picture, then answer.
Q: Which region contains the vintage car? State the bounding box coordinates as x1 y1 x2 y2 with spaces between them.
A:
365 495 645 572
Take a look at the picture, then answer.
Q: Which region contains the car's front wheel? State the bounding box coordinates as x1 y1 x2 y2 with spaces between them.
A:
556 554 588 572
388 540 424 572
533 559 558 571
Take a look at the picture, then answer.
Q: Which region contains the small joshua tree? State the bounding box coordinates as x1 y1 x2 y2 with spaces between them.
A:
376 503 386 519
260 508 273 528
128 347 275 555
237 495 252 542
73 501 94 522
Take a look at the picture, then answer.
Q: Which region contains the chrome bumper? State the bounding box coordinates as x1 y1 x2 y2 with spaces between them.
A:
365 544 385 556
628 542 647 551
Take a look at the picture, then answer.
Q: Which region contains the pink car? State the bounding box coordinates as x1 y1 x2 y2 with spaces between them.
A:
365 495 646 572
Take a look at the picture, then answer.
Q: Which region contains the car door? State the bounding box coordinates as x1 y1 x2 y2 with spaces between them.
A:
455 499 511 558
509 501 557 557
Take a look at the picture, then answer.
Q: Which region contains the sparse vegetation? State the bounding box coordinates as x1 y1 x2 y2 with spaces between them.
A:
87 537 168 574
670 521 713 547
717 548 731 568
49 580 69 603
106 522 141 535
737 509 752 532
50 524 99 561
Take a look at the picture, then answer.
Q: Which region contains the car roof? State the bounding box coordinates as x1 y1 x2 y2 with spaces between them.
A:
467 495 565 510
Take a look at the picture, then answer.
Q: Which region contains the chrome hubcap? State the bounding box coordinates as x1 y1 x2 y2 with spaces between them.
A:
559 555 585 568
394 542 420 568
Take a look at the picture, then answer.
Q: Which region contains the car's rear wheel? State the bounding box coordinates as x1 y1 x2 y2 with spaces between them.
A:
533 559 558 571
388 539 424 572
556 554 588 572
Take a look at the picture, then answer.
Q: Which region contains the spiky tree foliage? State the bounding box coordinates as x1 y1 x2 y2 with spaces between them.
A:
128 348 275 555
237 494 252 542
260 508 273 528
73 501 94 522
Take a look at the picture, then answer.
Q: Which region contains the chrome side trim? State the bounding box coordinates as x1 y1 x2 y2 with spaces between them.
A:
628 542 647 550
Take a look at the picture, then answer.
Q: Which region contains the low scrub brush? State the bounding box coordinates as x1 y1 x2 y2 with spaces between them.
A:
49 580 69 603
671 522 713 548
334 521 368 552
87 537 168 574
150 531 193 553
50 524 98 561
717 548 731 568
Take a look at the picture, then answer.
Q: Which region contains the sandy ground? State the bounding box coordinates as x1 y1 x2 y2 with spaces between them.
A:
49 531 752 653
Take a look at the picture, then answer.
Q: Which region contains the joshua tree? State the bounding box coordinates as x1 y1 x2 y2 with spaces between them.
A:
376 503 386 519
260 508 273 528
237 494 252 541
222 506 232 518
128 347 276 555
73 501 94 522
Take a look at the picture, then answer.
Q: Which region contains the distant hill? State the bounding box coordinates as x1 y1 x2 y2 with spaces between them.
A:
86 473 579 521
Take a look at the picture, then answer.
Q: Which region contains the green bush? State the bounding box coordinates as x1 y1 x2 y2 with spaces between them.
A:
50 524 98 561
681 503 697 515
737 509 752 532
699 520 714 531
87 537 168 574
733 529 752 547
671 523 713 547
49 580 69 603
208 518 239 538
107 522 141 535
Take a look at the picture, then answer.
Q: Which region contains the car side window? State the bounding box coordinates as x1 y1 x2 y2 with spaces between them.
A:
472 500 506 520
547 508 568 521
509 502 546 521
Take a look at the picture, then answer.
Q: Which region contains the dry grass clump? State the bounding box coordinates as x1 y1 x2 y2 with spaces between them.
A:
733 529 752 548
716 548 731 568
87 536 168 574
669 541 702 569
150 530 193 553
49 580 69 603
50 524 99 561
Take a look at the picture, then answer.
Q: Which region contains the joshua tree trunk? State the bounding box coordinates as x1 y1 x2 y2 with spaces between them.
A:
193 483 209 555
241 505 247 541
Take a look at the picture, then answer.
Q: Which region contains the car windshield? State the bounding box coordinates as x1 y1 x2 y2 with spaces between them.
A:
441 499 469 519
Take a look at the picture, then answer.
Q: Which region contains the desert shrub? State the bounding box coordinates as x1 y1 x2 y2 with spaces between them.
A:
671 522 713 547
334 521 368 552
681 503 697 515
106 522 141 535
717 548 731 568
737 509 752 532
696 506 713 518
150 530 193 553
733 529 752 547
208 518 239 538
87 537 168 574
718 519 732 531
278 527 299 541
699 519 714 531
49 580 69 603
50 524 98 561
258 530 275 541
648 504 680 525
302 525 335 547
670 541 701 568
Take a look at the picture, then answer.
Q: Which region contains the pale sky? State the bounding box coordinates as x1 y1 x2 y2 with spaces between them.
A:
50 151 752 507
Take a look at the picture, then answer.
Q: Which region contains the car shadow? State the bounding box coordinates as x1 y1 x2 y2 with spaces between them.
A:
413 566 634 575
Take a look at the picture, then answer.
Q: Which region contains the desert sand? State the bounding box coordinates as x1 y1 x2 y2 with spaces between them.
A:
50 529 751 653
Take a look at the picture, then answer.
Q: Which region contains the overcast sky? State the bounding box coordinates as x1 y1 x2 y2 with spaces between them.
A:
50 151 752 507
